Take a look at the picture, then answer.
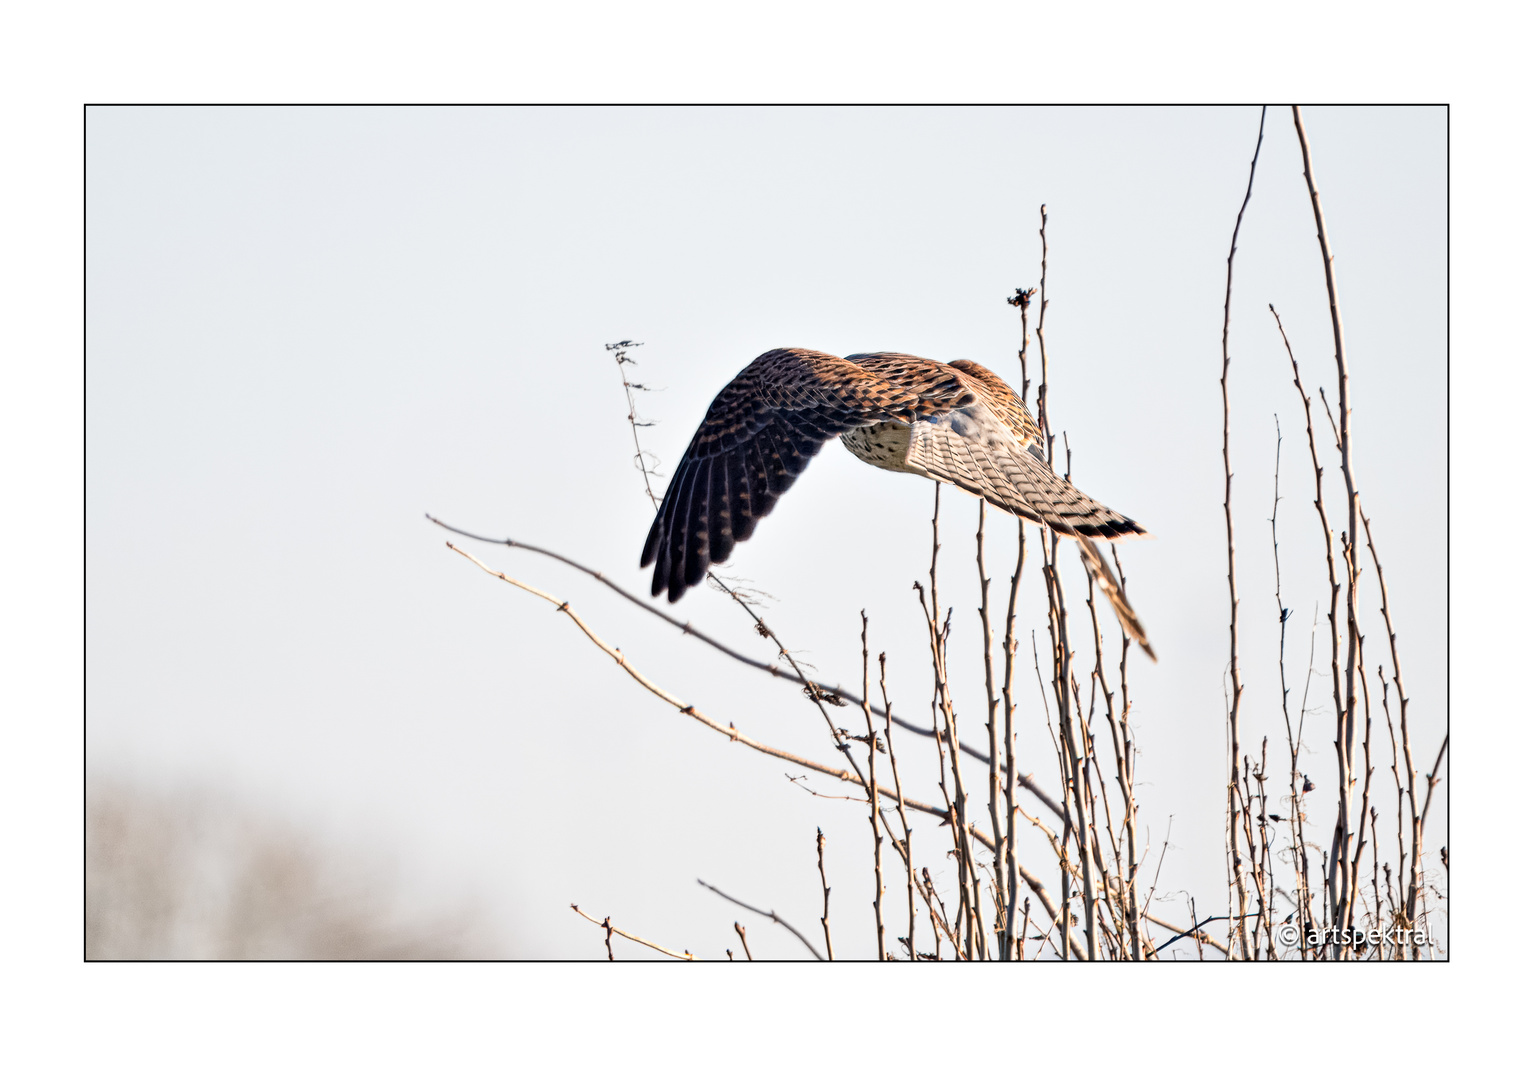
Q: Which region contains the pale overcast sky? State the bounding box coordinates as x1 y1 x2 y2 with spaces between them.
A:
84 105 1446 958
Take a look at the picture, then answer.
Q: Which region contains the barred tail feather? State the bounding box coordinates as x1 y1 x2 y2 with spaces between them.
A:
1076 538 1157 662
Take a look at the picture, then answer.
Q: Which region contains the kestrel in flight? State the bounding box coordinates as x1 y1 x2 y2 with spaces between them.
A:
641 348 1154 657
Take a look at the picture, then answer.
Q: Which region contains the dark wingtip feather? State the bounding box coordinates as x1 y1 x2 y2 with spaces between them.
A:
650 539 669 597
665 477 694 604
708 458 735 567
683 459 712 591
641 516 663 568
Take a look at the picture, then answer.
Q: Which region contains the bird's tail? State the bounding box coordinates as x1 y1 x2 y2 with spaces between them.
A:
1075 537 1156 662
904 408 1154 657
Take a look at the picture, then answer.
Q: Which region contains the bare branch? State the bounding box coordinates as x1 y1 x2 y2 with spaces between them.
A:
1220 105 1267 959
423 514 1063 813
860 615 887 960
698 880 824 961
816 828 834 961
604 340 662 504
440 540 964 829
570 904 694 961
1292 104 1364 953
878 651 919 961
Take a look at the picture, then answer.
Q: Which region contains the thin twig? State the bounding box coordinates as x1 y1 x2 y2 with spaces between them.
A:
861 615 887 960
442 541 971 832
1087 546 1142 959
1360 508 1434 947
918 868 965 961
816 827 834 961
1157 912 1230 954
1220 104 1267 959
1002 282 1034 960
698 880 824 961
1272 303 1341 955
570 904 694 961
785 774 865 803
1412 733 1448 955
1032 204 1097 961
423 515 1063 812
1266 403 1316 953
1292 104 1363 953
605 340 662 503
879 652 918 961
977 500 1007 956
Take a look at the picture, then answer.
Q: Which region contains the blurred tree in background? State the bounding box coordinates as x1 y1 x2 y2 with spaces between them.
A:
86 778 510 960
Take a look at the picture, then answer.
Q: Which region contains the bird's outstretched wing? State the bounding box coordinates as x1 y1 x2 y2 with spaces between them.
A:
641 347 973 601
